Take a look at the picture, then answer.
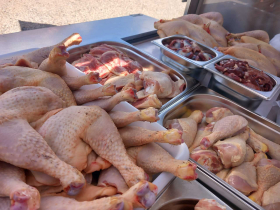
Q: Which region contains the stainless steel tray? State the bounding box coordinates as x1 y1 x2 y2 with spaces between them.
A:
204 55 280 101
150 178 234 210
158 86 280 210
67 41 199 111
151 35 224 69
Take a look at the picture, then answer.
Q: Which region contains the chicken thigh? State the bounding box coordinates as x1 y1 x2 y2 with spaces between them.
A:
195 199 226 210
0 87 85 196
0 162 40 210
262 182 280 209
38 106 145 187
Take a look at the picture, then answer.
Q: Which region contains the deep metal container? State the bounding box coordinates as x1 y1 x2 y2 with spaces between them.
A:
158 86 280 210
67 41 199 111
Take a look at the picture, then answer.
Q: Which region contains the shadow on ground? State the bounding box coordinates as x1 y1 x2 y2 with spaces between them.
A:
19 20 56 31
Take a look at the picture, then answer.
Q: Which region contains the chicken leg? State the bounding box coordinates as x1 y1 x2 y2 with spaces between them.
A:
83 151 111 174
195 199 226 210
131 94 162 109
247 129 268 153
205 107 233 123
127 143 198 181
226 30 269 43
38 106 145 187
200 115 248 149
166 110 204 147
0 162 40 210
262 182 280 209
109 107 159 128
118 126 183 147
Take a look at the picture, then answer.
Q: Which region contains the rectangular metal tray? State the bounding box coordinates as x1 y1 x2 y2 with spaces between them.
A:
149 178 234 210
67 40 199 111
204 55 280 101
158 86 280 210
151 35 224 69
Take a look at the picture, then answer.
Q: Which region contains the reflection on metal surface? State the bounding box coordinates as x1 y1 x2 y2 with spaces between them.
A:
67 40 199 112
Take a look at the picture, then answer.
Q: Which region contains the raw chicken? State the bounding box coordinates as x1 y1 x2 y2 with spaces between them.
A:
200 115 248 150
213 128 249 168
0 33 81 66
221 46 278 76
0 87 85 195
190 149 223 174
154 19 219 48
131 94 162 109
0 161 40 210
205 107 233 123
73 84 116 105
262 182 280 209
225 152 266 195
216 169 230 180
189 123 214 152
40 180 157 210
109 107 159 128
244 144 254 162
83 151 111 174
82 87 137 112
127 143 198 181
226 30 270 43
0 66 76 106
200 12 224 25
195 199 226 210
249 159 280 205
98 166 129 194
249 128 280 161
165 110 204 147
104 73 143 91
247 128 269 153
38 106 145 187
118 126 183 147
0 198 11 210
139 71 185 98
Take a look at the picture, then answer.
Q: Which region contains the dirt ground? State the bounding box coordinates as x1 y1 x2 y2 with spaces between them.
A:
0 0 187 35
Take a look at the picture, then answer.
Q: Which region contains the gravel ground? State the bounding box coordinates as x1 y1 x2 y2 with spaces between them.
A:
0 0 187 35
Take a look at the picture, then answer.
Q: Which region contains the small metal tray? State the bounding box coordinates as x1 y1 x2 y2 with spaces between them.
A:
158 86 280 210
151 35 224 69
204 55 280 101
150 178 234 210
67 40 199 111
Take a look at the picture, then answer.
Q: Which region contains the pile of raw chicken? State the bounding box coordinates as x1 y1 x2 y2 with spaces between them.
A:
154 12 280 78
0 34 198 210
71 44 186 109
166 107 280 209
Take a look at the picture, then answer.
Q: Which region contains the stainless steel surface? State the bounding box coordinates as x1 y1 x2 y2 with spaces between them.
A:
67 40 200 111
0 15 157 55
158 86 280 209
204 55 280 101
152 35 224 69
150 178 233 210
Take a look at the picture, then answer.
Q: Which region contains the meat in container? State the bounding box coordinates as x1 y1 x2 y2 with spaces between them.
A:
158 86 280 210
66 41 199 112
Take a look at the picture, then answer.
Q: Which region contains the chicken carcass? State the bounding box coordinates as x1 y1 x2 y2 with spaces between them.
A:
0 87 85 195
249 128 280 161
154 20 219 48
139 71 185 98
213 128 249 168
109 107 159 128
190 149 223 174
225 152 266 195
165 110 204 147
244 144 254 162
199 12 224 25
118 126 183 147
195 199 226 210
83 87 137 112
38 106 145 187
216 169 230 180
205 107 233 123
0 162 40 210
127 143 198 181
262 182 280 209
40 180 157 210
200 115 248 150
221 46 278 76
249 159 280 205
0 66 77 106
189 123 214 152
0 33 81 67
131 94 162 109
